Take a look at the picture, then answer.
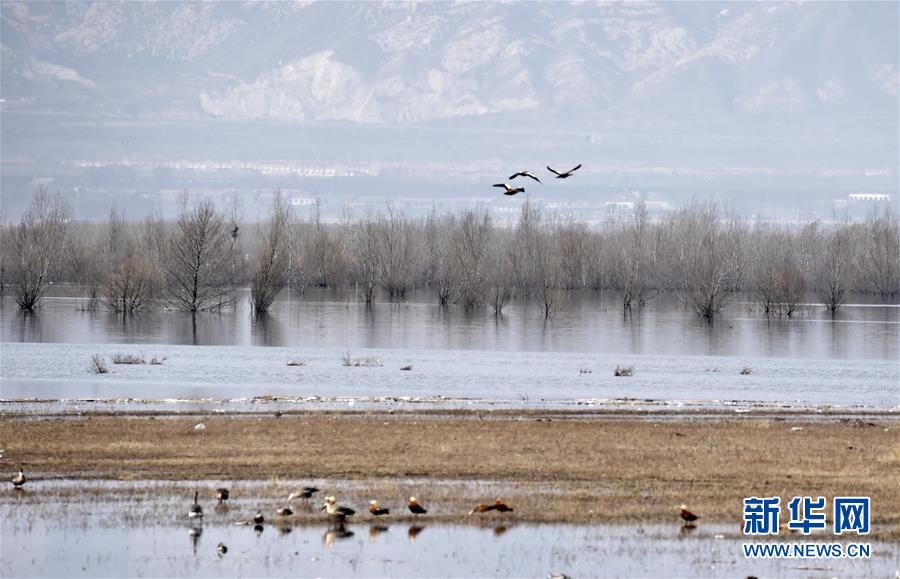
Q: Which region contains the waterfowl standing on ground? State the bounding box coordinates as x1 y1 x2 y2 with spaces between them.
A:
547 164 582 179
679 504 699 525
509 171 541 183
189 491 203 518
369 500 390 516
323 496 356 520
12 469 26 488
276 506 294 517
493 183 526 196
253 510 265 525
407 497 427 516
216 488 229 504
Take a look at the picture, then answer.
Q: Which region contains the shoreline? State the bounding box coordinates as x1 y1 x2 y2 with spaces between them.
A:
2 409 898 537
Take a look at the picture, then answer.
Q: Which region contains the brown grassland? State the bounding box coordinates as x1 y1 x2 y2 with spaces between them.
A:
1 411 898 536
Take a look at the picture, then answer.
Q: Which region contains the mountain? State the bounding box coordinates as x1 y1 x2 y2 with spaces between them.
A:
1 1 897 219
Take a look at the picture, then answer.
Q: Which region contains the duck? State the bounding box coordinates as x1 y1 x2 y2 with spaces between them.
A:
493 183 526 196
276 506 294 517
288 486 319 501
12 469 26 488
679 504 699 525
509 171 541 183
492 499 513 513
216 543 227 556
322 496 356 520
369 500 390 516
407 496 427 516
189 491 203 518
215 488 229 504
469 503 495 515
253 510 265 525
547 164 582 179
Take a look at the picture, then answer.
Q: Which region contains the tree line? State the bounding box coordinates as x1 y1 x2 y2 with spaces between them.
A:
1 189 897 318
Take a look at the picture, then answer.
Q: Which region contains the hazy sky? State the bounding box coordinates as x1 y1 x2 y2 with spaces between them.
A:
1 1 898 218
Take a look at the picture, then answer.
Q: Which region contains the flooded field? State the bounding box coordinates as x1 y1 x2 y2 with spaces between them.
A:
2 482 897 578
1 290 898 410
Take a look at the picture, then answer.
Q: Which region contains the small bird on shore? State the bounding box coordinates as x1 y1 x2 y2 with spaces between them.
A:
323 496 356 520
679 504 699 525
407 496 427 516
493 183 526 196
369 500 390 516
12 469 26 488
509 170 541 183
547 164 581 179
288 486 319 501
216 488 229 504
276 506 294 517
189 491 203 518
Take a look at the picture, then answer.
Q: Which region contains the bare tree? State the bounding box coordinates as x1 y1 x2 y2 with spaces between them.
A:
857 209 899 296
532 220 561 318
165 196 236 312
423 210 457 306
816 220 854 312
350 215 382 304
673 202 743 318
8 190 71 311
104 257 159 313
451 209 492 308
375 204 419 298
250 193 292 313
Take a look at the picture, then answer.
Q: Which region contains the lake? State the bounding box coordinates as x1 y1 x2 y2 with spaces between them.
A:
1 289 897 410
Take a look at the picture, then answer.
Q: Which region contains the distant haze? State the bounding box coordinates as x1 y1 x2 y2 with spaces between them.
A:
1 1 897 221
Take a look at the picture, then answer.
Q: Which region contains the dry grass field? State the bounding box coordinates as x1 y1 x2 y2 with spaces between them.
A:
2 411 898 535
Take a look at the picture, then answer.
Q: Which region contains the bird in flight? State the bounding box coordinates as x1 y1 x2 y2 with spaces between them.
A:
509 171 541 183
493 183 525 196
547 164 582 179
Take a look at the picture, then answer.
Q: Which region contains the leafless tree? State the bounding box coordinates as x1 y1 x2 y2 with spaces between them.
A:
350 215 381 304
532 220 561 318
250 192 292 313
424 210 457 305
104 257 159 313
816 220 855 312
856 209 899 296
375 204 419 298
165 196 236 312
749 226 806 316
8 190 71 311
450 209 492 308
672 202 743 318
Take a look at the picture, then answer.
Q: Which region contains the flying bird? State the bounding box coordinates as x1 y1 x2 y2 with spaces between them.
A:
369 500 390 516
469 503 496 515
288 486 319 501
12 469 26 488
189 491 203 518
492 499 513 513
493 183 526 196
547 164 582 179
407 496 428 516
679 504 699 525
509 171 541 183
